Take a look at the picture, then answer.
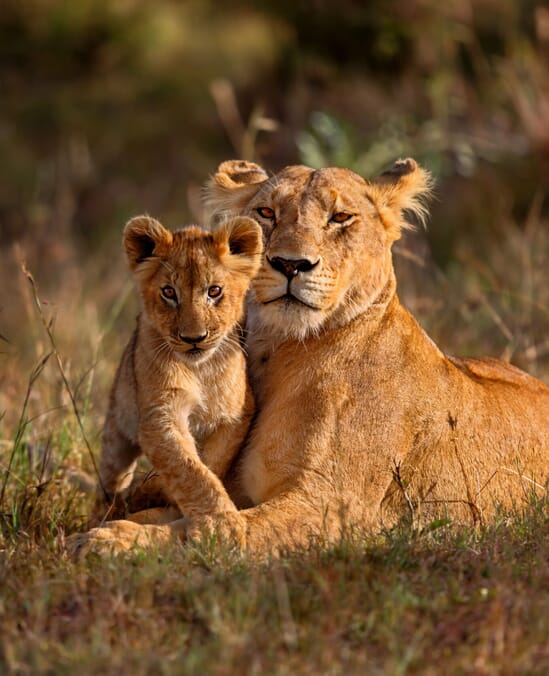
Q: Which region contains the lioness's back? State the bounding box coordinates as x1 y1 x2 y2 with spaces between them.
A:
449 356 549 392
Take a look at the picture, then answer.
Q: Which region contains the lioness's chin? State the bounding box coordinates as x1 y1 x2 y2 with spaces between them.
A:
256 300 327 340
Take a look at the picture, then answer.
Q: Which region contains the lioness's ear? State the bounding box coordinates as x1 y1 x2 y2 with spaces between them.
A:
214 216 263 277
366 158 433 241
124 216 173 270
203 160 269 226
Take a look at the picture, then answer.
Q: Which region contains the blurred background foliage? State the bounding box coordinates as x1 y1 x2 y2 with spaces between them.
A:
1 0 549 436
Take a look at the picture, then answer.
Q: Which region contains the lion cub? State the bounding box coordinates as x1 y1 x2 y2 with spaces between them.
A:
96 214 262 522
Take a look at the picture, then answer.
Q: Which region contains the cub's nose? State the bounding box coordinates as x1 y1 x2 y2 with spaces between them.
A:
268 256 319 280
179 332 208 345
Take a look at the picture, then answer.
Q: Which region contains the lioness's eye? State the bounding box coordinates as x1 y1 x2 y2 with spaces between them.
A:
256 207 275 220
208 285 223 299
161 285 177 301
330 212 352 224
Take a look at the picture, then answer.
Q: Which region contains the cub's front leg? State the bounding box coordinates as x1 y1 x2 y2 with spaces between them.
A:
138 390 239 522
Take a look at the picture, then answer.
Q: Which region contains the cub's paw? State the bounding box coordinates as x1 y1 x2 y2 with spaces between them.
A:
186 512 247 550
66 520 178 560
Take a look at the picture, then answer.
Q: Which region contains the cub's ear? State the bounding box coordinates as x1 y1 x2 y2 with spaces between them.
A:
214 216 263 278
123 216 173 271
366 158 433 241
203 160 269 226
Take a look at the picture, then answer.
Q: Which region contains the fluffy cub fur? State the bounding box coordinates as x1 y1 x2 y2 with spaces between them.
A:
96 215 262 525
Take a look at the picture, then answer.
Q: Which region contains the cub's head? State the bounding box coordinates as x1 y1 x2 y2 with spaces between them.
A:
124 215 262 364
204 159 432 339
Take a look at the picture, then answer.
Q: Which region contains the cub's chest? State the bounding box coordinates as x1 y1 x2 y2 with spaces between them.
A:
186 357 248 442
187 395 228 442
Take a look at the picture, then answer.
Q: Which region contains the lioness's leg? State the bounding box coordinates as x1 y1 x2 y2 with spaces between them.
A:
183 486 353 556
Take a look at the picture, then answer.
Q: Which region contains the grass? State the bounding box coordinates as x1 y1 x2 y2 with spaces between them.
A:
1 503 549 674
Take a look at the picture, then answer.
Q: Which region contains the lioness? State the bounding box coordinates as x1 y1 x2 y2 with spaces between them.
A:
95 215 262 532
70 159 549 557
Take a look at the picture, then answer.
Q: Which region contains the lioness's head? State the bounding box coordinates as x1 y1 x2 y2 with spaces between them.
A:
204 159 432 339
124 215 262 363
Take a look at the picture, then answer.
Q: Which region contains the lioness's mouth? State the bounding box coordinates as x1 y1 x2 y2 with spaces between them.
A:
263 293 321 311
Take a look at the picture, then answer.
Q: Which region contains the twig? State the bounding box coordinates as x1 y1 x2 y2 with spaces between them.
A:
210 78 278 160
20 264 107 500
501 464 547 493
0 352 52 507
81 278 133 418
392 459 416 526
448 413 484 526
477 291 514 343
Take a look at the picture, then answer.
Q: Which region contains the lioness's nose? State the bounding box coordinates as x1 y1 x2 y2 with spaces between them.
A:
179 332 208 344
268 256 319 280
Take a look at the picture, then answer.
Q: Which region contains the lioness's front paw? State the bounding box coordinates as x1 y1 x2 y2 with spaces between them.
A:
66 520 176 560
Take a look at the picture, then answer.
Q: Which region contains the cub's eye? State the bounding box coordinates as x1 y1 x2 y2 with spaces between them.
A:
161 285 177 301
256 206 275 220
330 212 352 224
208 285 223 299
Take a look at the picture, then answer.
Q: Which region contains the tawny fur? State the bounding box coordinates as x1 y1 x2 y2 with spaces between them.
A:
93 215 262 539
69 159 549 558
